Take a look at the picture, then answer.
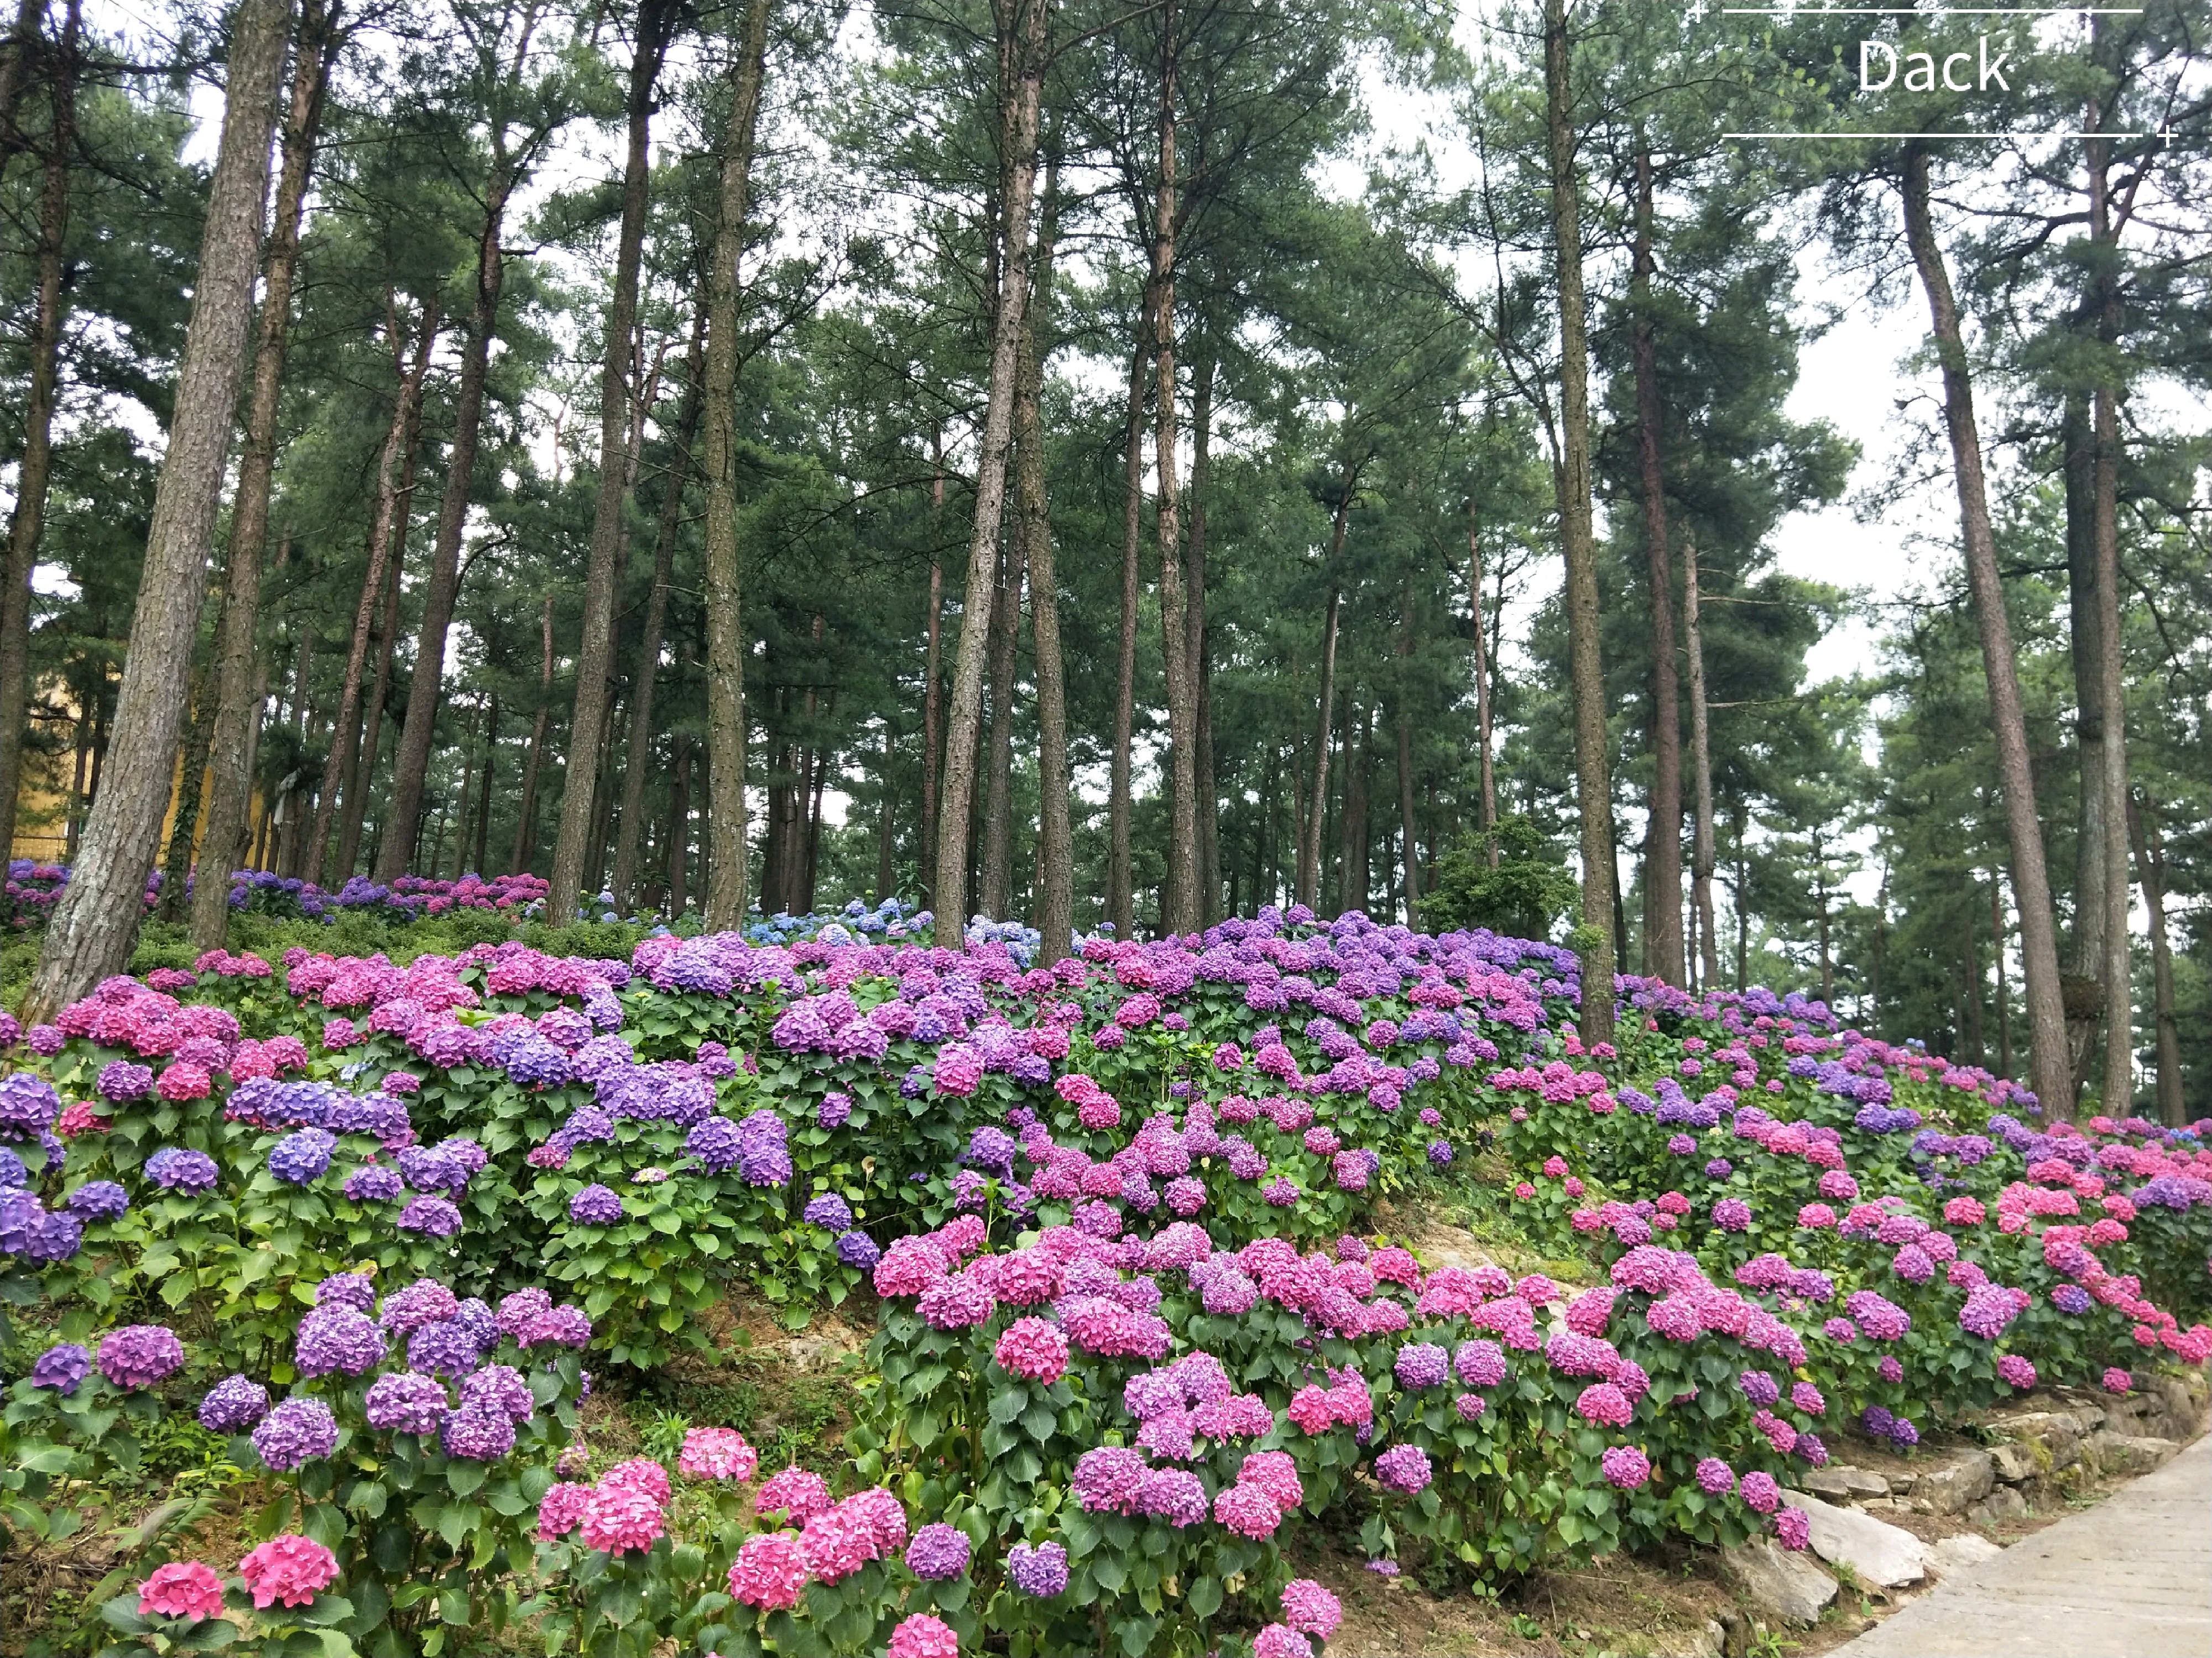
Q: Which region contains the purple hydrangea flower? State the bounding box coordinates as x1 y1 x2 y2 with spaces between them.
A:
397 1196 462 1237
344 1164 405 1204
32 1342 90 1394
407 1318 484 1378
295 1306 388 1377
817 1092 853 1129
1695 1457 1735 1495
144 1148 220 1193
364 1372 450 1435
460 1364 535 1422
198 1374 271 1432
836 1229 881 1269
268 1128 337 1185
496 1289 552 1335
97 1061 154 1102
1006 1539 1068 1597
253 1397 339 1471
0 1072 60 1139
802 1192 854 1232
64 1181 129 1221
98 1325 185 1389
316 1273 377 1312
379 1278 459 1335
440 1404 516 1461
685 1116 744 1173
905 1522 972 1579
1394 1343 1450 1390
570 1184 623 1224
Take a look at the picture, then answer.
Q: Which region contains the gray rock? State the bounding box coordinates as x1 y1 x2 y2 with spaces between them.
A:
2086 1430 2179 1477
1990 1410 2081 1474
1887 1471 1917 1494
1989 1442 2036 1484
1795 1492 1929 1587
1968 1484 2030 1524
1833 1465 1891 1497
1802 1467 1858 1499
1916 1448 1995 1515
1725 1537 1839 1626
1931 1532 2004 1574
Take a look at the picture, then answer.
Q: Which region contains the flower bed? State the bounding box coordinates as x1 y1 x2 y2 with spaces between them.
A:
2 906 2208 1655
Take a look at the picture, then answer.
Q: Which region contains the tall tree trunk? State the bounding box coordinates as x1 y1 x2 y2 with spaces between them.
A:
549 0 671 919
1109 320 1148 940
1991 879 2012 1078
311 301 434 883
2061 391 2104 1096
338 514 408 882
917 431 946 908
1187 346 1217 923
1395 581 1420 917
1542 0 1617 1045
1900 143 2070 1113
191 0 337 947
512 595 553 874
0 0 46 176
874 723 896 903
1630 139 1684 988
665 728 691 912
1151 0 1197 937
450 695 482 884
2127 794 2183 1126
0 0 79 864
1018 156 1071 964
931 0 1044 937
159 670 211 920
700 0 773 930
1683 535 1719 990
980 531 1025 919
27 0 289 1021
1339 706 1370 914
2087 102 2132 1115
472 693 496 874
610 304 703 909
1297 478 1351 911
1464 510 1496 851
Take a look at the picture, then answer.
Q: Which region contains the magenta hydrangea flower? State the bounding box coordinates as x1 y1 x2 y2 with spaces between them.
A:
1694 1457 1735 1496
1740 1471 1781 1514
1601 1445 1651 1488
1776 1507 1811 1550
98 1325 184 1390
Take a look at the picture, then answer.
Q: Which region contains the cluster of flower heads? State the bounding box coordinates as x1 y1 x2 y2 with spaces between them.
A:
136 1533 341 1623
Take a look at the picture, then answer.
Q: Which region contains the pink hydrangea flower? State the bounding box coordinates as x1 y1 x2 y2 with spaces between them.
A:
237 1534 340 1609
757 1466 832 1521
138 1561 224 1622
1253 1627 1314 1658
727 1533 808 1609
1213 1482 1284 1537
1776 1507 1811 1550
678 1427 758 1482
1281 1578 1343 1639
536 1481 592 1540
888 1613 959 1658
1237 1450 1303 1511
599 1457 671 1506
580 1484 666 1555
994 1317 1070 1382
2103 1367 2132 1394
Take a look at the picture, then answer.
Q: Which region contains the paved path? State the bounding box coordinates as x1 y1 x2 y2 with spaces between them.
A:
1831 1430 2212 1658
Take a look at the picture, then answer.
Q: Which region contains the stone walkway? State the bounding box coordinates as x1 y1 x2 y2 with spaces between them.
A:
1831 1430 2212 1657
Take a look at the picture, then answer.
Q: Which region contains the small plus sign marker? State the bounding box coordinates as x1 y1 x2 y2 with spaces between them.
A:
1686 0 1708 20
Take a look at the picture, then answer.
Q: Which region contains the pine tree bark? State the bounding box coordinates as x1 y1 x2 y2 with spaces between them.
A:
191 0 337 948
1630 139 1684 988
1018 154 1071 964
0 0 79 864
25 0 289 1021
512 595 553 874
931 0 1044 938
1109 318 1148 940
338 512 408 880
1542 0 1617 1044
2087 105 2132 1115
1464 509 1496 850
472 693 495 874
1395 580 1420 916
1151 0 1198 938
2126 795 2183 1126
549 0 671 921
700 0 773 930
665 728 690 911
1900 143 2070 1114
2061 391 2104 1097
1683 536 1720 991
316 301 434 884
159 671 211 920
0 0 46 176
1295 532 1343 911
919 428 945 907
610 305 703 910
980 530 1024 919
1187 347 1217 923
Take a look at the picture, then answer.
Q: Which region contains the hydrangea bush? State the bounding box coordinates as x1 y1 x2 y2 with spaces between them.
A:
3 902 2208 1657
